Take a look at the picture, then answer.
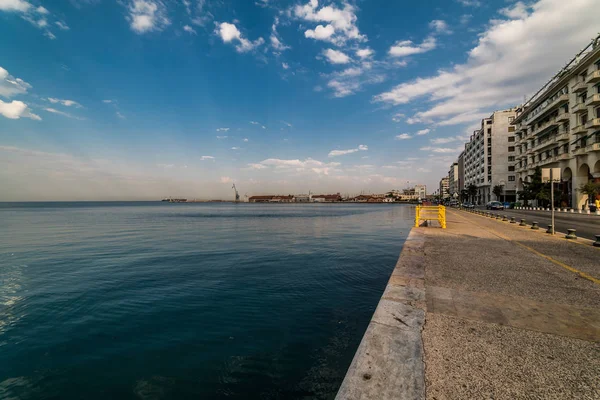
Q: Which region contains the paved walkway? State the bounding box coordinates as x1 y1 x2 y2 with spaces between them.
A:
423 209 600 399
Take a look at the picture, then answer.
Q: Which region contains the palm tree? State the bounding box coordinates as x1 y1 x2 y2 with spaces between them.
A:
577 181 600 209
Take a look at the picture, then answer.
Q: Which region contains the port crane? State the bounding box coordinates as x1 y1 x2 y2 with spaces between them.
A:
232 184 240 203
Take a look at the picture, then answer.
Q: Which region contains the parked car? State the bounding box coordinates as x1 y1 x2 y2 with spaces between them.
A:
462 202 475 209
486 201 504 210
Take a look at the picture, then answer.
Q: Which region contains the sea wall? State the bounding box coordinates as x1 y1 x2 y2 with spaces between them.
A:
335 228 426 400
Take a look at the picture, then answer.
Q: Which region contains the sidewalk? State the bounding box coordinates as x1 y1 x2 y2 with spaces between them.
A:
335 208 600 399
423 209 600 399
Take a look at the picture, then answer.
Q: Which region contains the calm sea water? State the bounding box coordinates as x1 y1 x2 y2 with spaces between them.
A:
0 202 412 400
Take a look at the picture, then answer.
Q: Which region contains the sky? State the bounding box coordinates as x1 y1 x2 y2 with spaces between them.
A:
1 0 599 200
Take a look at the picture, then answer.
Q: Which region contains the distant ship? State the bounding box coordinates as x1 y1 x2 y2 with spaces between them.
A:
161 198 187 203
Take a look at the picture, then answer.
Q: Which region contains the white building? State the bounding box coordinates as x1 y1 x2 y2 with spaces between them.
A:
415 185 427 199
463 108 518 204
513 35 600 209
448 162 459 198
439 177 449 199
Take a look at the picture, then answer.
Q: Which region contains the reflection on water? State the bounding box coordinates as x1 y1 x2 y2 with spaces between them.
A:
0 203 412 399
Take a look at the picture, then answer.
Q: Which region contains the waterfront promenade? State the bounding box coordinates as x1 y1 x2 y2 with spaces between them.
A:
336 208 600 399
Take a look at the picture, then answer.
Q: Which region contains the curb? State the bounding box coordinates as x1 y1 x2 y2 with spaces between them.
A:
335 229 426 400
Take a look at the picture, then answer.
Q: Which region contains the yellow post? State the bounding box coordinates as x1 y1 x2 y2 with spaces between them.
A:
415 205 420 227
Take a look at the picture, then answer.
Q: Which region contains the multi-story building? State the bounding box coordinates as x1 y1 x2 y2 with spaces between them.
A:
512 35 600 209
439 177 449 199
415 184 427 199
457 151 465 193
463 108 518 204
448 162 459 197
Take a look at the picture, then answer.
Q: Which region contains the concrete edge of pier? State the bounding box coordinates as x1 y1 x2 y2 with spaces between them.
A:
335 228 426 400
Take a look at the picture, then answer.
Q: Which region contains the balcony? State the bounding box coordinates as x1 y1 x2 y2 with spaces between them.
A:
586 118 600 129
572 125 588 135
585 143 600 152
525 93 569 125
534 119 558 136
572 81 588 93
555 112 570 123
586 70 600 84
586 94 600 106
552 153 571 162
573 146 585 156
538 157 554 166
555 132 569 141
571 102 588 114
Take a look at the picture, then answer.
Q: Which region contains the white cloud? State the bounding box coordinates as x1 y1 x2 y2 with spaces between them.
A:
430 135 468 144
216 135 228 139
243 138 249 142
420 145 463 153
183 24 196 34
0 99 40 120
249 121 259 125
231 147 241 150
356 48 373 58
216 22 264 53
305 24 335 41
44 107 84 120
416 129 430 136
47 98 82 108
116 111 125 119
270 17 289 51
44 31 56 40
55 21 69 30
0 0 31 12
102 99 113 104
200 155 215 160
294 0 365 45
261 125 266 129
220 176 233 183
281 120 292 127
500 1 530 19
460 14 473 25
247 163 267 170
388 36 436 57
328 144 368 157
0 66 32 98
395 133 412 140
322 48 350 64
216 127 229 131
375 0 600 127
256 157 342 175
127 0 170 34
456 0 481 6
429 20 452 34
282 62 289 69
35 6 48 14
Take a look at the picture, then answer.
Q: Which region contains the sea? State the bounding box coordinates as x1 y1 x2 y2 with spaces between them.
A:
0 202 412 400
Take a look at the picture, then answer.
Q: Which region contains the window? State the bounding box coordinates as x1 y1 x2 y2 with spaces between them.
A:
508 126 515 132
508 137 515 142
508 116 515 122
508 146 515 152
508 156 515 161
508 166 515 172
581 113 588 125
563 144 569 153
508 176 515 182
486 120 492 125
487 128 492 134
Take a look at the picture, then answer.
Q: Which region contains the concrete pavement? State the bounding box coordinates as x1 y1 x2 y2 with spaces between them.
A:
423 209 599 399
335 207 600 399
475 207 600 241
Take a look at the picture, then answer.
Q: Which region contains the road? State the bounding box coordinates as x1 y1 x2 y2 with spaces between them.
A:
471 207 600 241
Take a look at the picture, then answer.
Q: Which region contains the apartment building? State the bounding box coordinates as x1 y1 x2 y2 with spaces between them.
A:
415 184 427 199
448 162 459 197
439 177 449 199
457 152 465 193
512 36 600 209
462 109 518 204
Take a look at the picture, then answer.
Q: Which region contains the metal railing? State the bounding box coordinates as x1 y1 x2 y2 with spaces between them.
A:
415 205 446 229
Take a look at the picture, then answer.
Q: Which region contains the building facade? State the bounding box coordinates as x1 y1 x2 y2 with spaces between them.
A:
463 108 518 204
457 151 465 193
439 177 449 199
513 36 600 209
415 184 427 199
448 162 459 198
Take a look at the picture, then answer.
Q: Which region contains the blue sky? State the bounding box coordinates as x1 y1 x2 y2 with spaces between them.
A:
1 0 598 200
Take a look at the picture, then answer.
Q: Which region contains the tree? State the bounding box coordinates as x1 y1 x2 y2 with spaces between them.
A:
460 189 469 202
492 185 504 201
578 181 600 208
467 184 478 203
520 167 551 208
